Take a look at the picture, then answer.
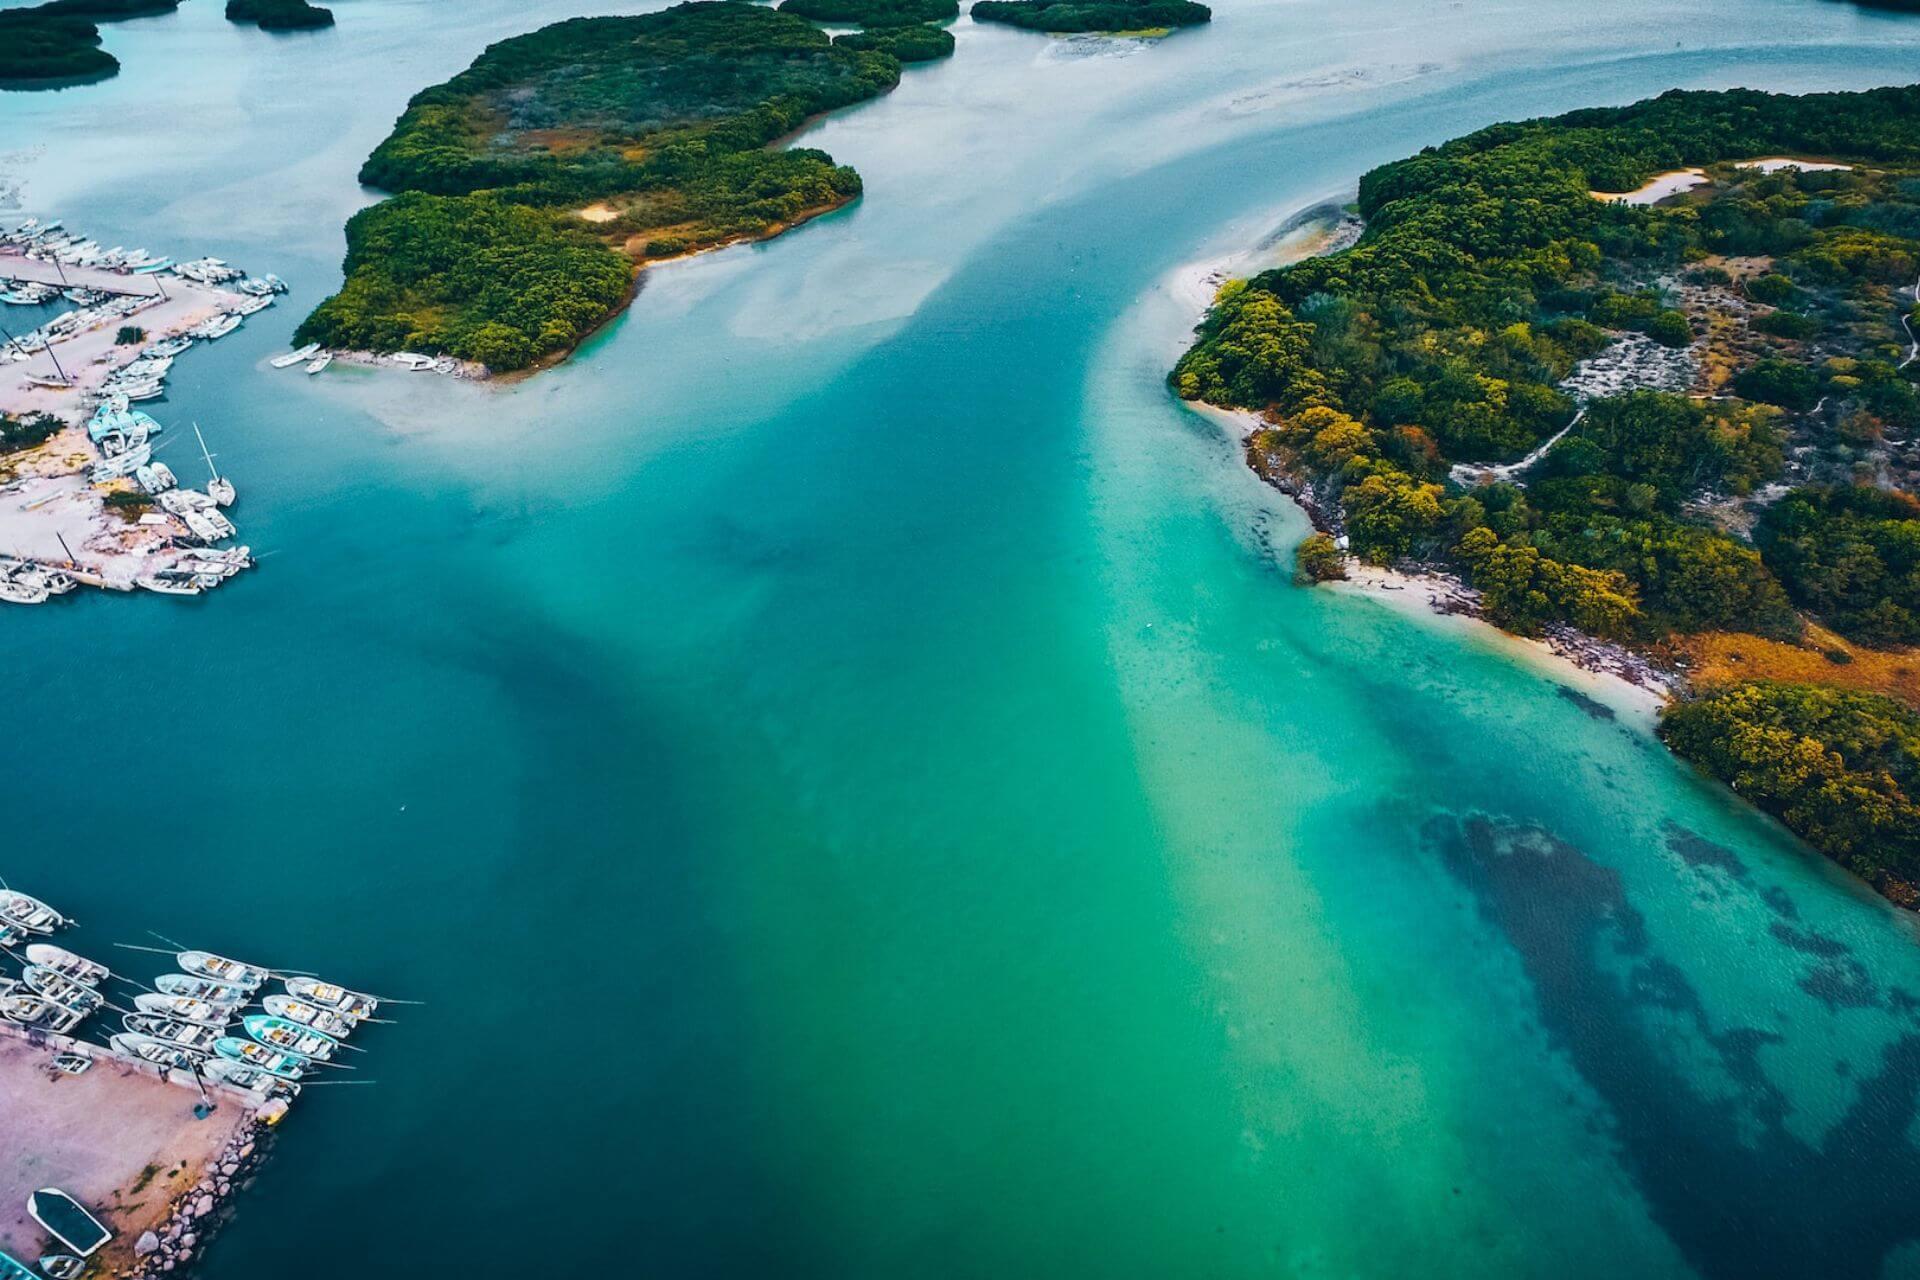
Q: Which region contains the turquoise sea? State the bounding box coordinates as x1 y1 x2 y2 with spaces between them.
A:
7 0 1920 1274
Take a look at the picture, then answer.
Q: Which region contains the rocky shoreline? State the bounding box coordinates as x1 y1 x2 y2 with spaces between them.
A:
122 1116 276 1280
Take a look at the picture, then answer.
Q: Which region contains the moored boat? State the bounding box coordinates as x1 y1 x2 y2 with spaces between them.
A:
3 993 81 1033
202 1057 300 1100
121 1014 220 1053
0 890 65 935
178 950 268 992
39 1255 85 1280
23 944 106 987
242 1014 338 1061
284 976 377 1019
305 351 331 375
21 967 102 1016
270 342 321 369
155 972 249 1007
262 993 356 1038
133 992 231 1028
213 1037 307 1081
111 1032 201 1073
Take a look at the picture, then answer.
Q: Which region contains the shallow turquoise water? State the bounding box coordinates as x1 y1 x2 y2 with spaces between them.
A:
7 1 1920 1276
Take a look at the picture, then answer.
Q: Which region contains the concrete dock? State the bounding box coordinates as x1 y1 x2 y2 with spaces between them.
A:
0 1029 256 1274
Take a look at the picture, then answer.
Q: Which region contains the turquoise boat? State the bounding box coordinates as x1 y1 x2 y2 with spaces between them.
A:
242 1014 338 1061
0 1249 32 1280
213 1036 307 1081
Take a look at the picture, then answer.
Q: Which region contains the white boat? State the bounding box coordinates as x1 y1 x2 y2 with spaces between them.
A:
262 993 357 1038
284 976 377 1019
270 342 321 369
135 574 202 597
263 274 288 294
3 992 81 1033
27 1190 111 1259
305 351 332 375
0 579 51 606
192 314 242 341
155 972 249 1006
143 336 192 360
179 950 268 992
0 890 65 935
133 993 231 1028
23 966 103 1016
201 1057 300 1100
192 423 234 511
111 1032 200 1074
121 1014 220 1053
233 295 272 317
24 944 107 987
388 352 434 371
208 476 236 507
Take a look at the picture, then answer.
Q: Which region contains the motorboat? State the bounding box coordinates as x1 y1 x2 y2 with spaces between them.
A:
155 972 250 1006
212 1037 307 1081
262 994 356 1038
22 967 103 1016
270 342 321 369
23 944 107 987
0 890 65 935
284 976 377 1019
26 1191 110 1259
133 992 232 1028
202 1057 300 1100
111 1032 201 1073
242 1014 338 1061
179 950 268 992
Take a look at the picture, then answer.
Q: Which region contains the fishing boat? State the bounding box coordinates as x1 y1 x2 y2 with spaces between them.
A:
0 579 51 606
178 950 268 992
38 1255 85 1280
111 1032 201 1073
133 992 231 1028
0 1250 29 1280
191 314 242 341
213 1037 307 1081
263 274 288 294
131 258 173 275
305 351 332 375
262 994 356 1038
26 1191 110 1259
135 574 202 597
269 342 321 369
22 967 103 1016
24 944 106 987
121 1014 219 1053
284 976 378 1019
243 1014 338 1061
0 890 64 935
3 993 81 1033
143 336 192 359
202 1057 300 1100
155 972 249 1006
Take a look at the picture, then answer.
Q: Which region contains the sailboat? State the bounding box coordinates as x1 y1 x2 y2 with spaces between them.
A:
194 422 235 507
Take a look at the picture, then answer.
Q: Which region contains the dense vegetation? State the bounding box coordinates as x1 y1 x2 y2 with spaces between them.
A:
0 412 61 455
1662 682 1920 893
301 2 914 370
781 0 957 26
971 0 1210 31
1758 485 1920 643
226 0 335 30
833 24 956 60
0 0 178 87
1176 85 1920 898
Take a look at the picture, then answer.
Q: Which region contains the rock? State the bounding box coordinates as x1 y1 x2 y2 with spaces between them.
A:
136 1231 161 1256
191 1195 214 1218
179 1233 196 1248
238 1142 254 1159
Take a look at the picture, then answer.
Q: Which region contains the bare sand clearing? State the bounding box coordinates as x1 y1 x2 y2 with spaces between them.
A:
0 1033 250 1270
1591 168 1708 206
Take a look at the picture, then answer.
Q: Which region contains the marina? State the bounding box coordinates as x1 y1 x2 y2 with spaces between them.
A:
0 878 396 1278
0 219 273 602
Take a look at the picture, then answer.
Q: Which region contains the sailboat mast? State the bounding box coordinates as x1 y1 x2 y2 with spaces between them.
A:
193 421 219 482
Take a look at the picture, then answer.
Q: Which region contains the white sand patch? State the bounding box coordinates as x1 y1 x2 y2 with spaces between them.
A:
1736 157 1853 174
1592 168 1707 206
